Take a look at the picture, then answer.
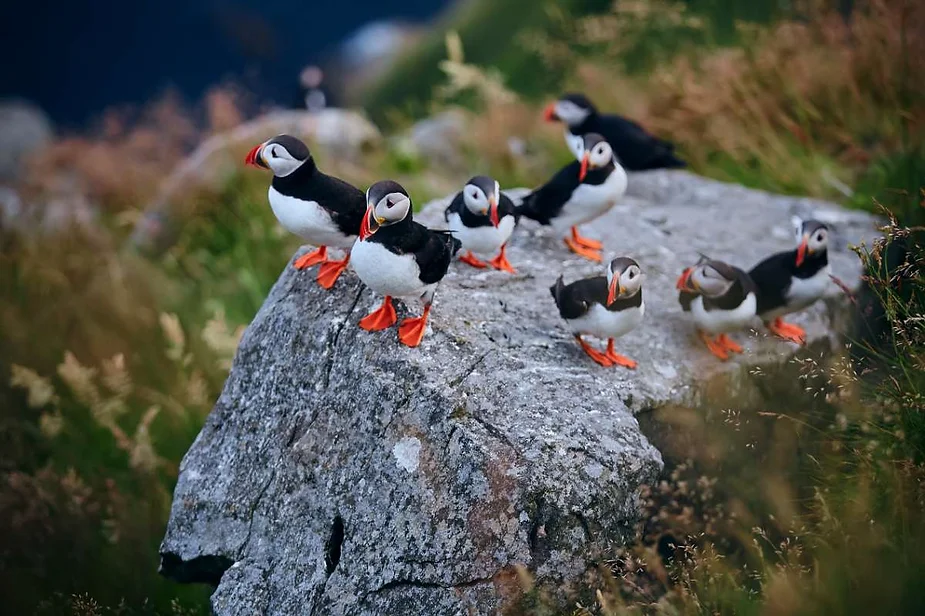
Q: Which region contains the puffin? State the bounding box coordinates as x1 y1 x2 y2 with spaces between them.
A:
550 256 645 368
676 258 758 360
517 133 627 262
244 134 364 289
748 217 831 344
444 175 519 273
351 180 461 348
544 93 685 171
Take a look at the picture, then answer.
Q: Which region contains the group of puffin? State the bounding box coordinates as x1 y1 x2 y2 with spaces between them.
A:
245 94 832 366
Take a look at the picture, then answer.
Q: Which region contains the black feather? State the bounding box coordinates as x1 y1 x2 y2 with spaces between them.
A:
270 158 366 237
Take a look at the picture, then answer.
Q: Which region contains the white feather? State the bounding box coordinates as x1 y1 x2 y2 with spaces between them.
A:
690 292 757 334
350 239 435 300
268 186 355 249
551 166 628 235
761 265 831 321
446 213 516 257
566 301 645 340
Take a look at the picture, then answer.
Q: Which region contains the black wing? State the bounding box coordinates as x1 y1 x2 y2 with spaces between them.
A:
550 276 609 319
498 192 521 224
748 251 795 315
592 114 685 171
444 191 464 222
518 162 581 225
415 227 459 285
273 167 367 236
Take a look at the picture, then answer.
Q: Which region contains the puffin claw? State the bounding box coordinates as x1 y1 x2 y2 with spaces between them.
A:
717 334 743 354
294 246 327 270
359 297 397 332
698 331 729 360
398 305 431 348
767 318 806 344
317 257 349 289
606 339 637 369
564 238 603 262
576 336 613 367
570 227 603 250
459 251 488 269
488 245 516 274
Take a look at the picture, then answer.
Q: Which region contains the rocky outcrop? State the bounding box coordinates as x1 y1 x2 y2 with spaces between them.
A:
0 100 53 183
159 171 878 615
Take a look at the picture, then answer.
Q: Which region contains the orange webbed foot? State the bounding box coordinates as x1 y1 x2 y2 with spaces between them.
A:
398 305 431 348
606 339 637 369
564 238 603 262
359 296 397 332
576 336 613 367
316 257 349 289
294 246 327 270
767 318 806 345
717 334 743 354
570 227 603 250
459 251 488 269
698 331 729 360
488 245 517 274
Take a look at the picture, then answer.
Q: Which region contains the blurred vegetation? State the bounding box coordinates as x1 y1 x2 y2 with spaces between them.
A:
1 0 923 614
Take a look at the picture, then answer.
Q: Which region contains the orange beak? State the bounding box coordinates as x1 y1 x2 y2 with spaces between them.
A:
579 152 590 181
607 277 620 305
676 267 694 290
359 206 379 240
796 235 809 266
245 144 267 168
489 196 500 228
543 103 558 122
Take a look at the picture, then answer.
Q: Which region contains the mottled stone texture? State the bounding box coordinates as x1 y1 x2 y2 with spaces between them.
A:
160 171 878 615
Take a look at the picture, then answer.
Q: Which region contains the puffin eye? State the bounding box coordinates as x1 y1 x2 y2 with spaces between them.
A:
816 232 824 241
271 147 279 157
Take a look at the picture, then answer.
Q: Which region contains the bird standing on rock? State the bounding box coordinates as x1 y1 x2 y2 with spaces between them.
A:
518 133 627 262
551 257 645 368
748 217 832 344
676 259 757 360
444 175 519 273
351 180 461 348
544 93 685 171
245 134 364 289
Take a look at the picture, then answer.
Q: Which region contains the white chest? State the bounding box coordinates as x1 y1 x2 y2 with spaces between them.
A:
566 301 645 340
350 240 430 299
690 292 757 334
446 213 516 256
786 265 831 310
554 167 628 232
268 187 354 248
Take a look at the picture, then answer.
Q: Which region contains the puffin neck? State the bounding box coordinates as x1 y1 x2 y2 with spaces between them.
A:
794 248 829 276
368 216 414 243
271 157 318 192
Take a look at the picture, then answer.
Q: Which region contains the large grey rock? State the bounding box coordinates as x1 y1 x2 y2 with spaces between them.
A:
159 171 879 614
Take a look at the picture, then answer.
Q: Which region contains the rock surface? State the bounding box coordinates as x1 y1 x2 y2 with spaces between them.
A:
160 171 879 615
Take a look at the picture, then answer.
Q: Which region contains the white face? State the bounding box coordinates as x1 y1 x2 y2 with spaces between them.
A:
372 191 411 226
608 261 644 298
554 100 591 126
690 264 734 297
262 142 306 177
586 140 613 169
463 181 499 216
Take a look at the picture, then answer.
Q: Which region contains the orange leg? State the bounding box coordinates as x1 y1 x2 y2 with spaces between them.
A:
359 296 397 332
766 317 806 345
459 251 488 269
563 237 603 262
606 339 638 369
698 330 729 360
294 246 327 270
570 226 603 250
716 334 743 354
316 256 349 289
398 304 432 348
575 335 613 367
488 245 516 274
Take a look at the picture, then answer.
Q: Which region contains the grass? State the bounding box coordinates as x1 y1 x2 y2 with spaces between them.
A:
1 0 924 613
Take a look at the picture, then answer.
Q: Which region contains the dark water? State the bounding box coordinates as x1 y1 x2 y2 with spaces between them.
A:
0 0 451 127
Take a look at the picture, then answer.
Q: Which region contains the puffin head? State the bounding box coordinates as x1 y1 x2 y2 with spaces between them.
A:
606 257 643 305
676 259 737 297
462 175 501 227
543 93 595 127
245 134 311 177
578 133 613 181
792 216 829 266
360 180 413 240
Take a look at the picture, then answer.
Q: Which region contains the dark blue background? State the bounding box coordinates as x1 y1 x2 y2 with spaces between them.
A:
0 0 450 126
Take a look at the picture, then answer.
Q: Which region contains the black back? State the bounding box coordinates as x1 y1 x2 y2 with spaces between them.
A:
749 248 829 315
271 159 366 236
517 160 613 226
367 217 461 285
551 275 642 320
569 114 684 171
444 191 520 228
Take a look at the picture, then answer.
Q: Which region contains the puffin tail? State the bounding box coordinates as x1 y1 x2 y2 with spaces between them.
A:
549 275 565 307
515 191 550 225
440 230 462 256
